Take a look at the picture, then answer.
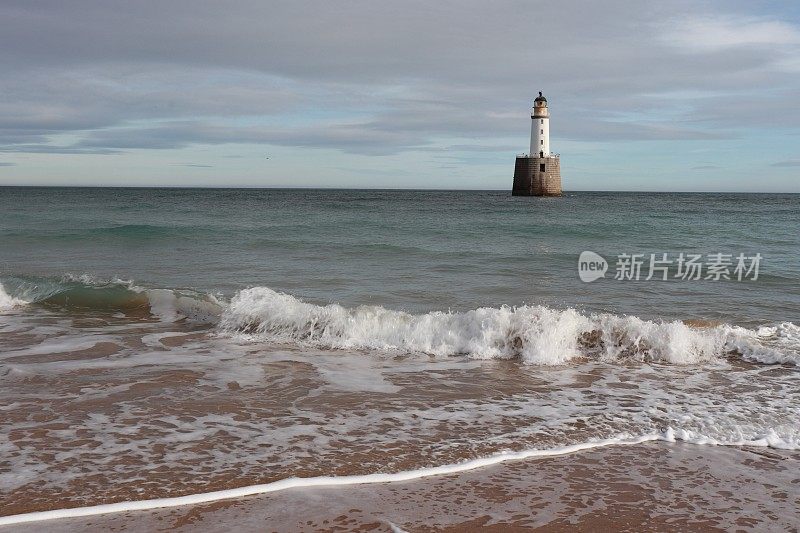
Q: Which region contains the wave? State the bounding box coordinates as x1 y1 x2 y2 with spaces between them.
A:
2 224 220 243
2 278 798 365
0 275 222 323
219 286 800 366
0 428 793 526
86 224 184 239
0 282 27 310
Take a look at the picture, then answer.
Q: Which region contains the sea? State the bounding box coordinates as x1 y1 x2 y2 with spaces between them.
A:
0 187 798 526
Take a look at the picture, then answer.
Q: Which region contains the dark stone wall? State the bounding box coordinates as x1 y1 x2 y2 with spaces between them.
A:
512 156 562 196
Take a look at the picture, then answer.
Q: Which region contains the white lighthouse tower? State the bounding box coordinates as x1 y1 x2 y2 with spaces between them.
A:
512 91 562 196
530 91 550 157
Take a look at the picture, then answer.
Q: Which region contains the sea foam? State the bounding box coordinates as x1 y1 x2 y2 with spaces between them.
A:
142 288 223 323
2 277 797 365
0 428 793 527
219 286 798 365
0 282 28 311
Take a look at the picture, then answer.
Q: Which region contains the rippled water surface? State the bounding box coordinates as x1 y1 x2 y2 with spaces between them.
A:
0 187 798 520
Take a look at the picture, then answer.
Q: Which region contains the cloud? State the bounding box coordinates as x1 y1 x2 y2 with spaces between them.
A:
692 165 720 170
0 162 16 166
771 160 800 167
72 120 429 155
440 144 520 153
661 15 800 51
1 1 799 160
0 66 301 152
0 144 121 155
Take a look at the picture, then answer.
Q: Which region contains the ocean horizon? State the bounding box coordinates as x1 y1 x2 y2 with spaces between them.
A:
3 185 799 193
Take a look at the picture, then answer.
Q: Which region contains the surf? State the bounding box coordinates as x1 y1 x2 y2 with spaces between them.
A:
0 275 222 323
219 286 800 366
2 276 798 366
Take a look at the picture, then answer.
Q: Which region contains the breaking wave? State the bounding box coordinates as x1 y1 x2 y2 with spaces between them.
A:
0 282 27 311
0 275 222 323
219 286 800 366
2 277 798 366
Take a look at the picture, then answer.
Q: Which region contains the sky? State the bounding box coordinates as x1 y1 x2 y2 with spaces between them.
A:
1 0 799 191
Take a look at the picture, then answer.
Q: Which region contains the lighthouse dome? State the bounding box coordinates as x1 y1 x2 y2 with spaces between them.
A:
534 91 547 103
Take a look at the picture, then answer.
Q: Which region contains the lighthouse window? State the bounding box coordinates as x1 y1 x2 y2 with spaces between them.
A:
540 129 543 134
540 119 543 124
540 163 546 172
540 140 544 145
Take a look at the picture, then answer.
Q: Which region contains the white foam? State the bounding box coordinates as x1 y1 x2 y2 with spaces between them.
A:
731 322 800 365
140 332 193 348
4 278 796 366
0 336 120 359
219 287 794 365
0 282 28 311
0 434 660 526
387 521 410 533
144 289 223 323
0 429 791 527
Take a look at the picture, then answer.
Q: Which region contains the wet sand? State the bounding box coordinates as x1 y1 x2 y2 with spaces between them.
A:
2 308 798 531
5 442 798 532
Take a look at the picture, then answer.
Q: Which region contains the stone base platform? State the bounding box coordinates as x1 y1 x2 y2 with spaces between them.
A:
512 155 562 196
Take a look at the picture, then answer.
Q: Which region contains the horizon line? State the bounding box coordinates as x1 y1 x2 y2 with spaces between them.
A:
0 185 798 194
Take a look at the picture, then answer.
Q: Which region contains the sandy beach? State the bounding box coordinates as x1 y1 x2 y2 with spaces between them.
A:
4 442 797 532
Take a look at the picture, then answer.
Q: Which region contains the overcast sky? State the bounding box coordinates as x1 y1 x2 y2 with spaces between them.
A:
1 0 799 191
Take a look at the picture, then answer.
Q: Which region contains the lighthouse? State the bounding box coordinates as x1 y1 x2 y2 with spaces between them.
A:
530 92 550 156
512 91 562 196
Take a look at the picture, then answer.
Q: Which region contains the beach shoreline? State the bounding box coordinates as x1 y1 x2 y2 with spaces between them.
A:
4 441 798 532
